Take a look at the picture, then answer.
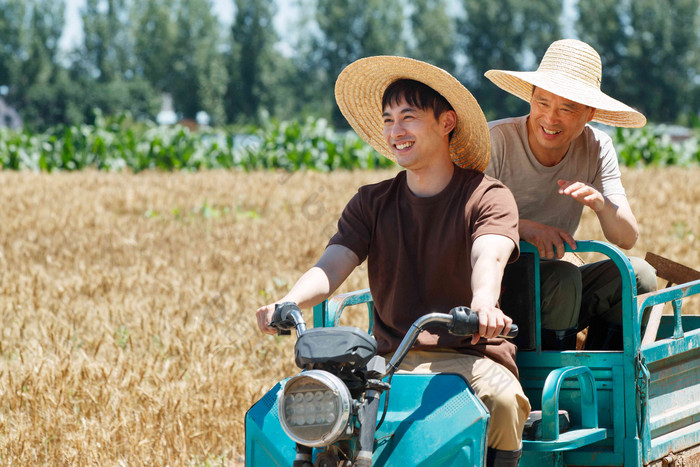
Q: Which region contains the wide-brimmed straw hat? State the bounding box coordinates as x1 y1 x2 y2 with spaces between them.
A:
335 56 490 171
484 39 646 128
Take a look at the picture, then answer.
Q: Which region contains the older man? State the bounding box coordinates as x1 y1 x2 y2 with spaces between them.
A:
484 39 657 350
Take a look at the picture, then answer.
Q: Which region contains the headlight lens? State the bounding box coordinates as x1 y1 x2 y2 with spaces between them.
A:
278 370 351 447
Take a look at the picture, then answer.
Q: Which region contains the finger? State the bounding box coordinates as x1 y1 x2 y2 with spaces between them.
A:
543 241 555 259
256 307 274 334
553 236 567 259
473 311 489 345
561 231 577 250
489 314 503 338
568 186 587 198
558 180 578 194
557 179 573 189
536 242 546 258
503 315 513 336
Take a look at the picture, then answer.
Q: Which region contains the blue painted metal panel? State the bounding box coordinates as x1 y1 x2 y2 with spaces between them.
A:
373 373 489 466
518 355 622 464
245 374 490 466
640 333 700 463
657 315 700 340
245 381 297 466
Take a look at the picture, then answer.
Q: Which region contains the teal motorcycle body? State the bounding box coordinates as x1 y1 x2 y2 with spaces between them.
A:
246 372 490 466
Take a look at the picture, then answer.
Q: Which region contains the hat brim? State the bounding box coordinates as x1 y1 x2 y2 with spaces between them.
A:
336 56 490 171
485 69 646 128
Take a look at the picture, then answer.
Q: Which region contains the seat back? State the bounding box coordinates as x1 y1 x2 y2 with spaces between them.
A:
501 250 538 350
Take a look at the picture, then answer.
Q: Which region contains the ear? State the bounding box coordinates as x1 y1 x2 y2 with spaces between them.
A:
440 109 457 136
586 107 596 123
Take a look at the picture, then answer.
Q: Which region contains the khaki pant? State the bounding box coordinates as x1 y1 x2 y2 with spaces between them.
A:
392 349 531 451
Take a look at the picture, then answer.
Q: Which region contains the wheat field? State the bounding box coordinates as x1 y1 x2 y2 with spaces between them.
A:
0 167 698 465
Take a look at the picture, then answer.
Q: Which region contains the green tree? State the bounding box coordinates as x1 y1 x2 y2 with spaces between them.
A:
313 0 405 127
577 0 700 123
457 0 562 120
133 0 177 93
226 0 279 123
12 0 76 130
0 0 27 89
171 0 228 124
79 0 134 81
19 0 65 87
409 0 456 73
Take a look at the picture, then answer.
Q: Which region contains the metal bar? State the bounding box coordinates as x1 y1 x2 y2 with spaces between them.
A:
672 299 684 339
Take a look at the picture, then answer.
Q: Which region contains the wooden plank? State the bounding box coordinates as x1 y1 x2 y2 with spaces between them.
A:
640 252 700 345
645 252 700 285
642 302 666 346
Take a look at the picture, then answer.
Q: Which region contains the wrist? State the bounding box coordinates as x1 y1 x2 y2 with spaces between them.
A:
470 296 497 310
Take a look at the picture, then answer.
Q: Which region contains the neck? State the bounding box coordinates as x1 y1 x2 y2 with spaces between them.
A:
406 158 455 197
531 145 568 167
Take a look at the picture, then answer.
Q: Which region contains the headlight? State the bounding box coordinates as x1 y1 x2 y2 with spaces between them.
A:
278 370 352 447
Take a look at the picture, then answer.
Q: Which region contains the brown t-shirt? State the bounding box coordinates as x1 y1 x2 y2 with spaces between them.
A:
328 166 521 376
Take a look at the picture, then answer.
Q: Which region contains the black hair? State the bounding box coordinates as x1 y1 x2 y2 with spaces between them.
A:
382 79 453 121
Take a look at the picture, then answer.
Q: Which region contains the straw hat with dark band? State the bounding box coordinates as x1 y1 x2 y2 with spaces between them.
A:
485 39 646 128
335 56 490 172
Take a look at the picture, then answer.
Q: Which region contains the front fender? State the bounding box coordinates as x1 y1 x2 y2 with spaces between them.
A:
245 373 490 466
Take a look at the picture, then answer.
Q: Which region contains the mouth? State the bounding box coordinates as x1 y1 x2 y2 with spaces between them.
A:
542 126 561 136
394 141 414 150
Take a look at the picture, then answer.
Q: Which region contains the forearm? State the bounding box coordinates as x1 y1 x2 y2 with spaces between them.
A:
280 266 335 309
471 258 505 309
596 196 639 249
282 244 359 309
470 235 513 309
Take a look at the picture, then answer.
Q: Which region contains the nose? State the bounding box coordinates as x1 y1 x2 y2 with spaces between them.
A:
542 106 559 123
384 119 406 141
390 119 406 138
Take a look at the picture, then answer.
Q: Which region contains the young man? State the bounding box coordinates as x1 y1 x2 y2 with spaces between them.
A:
256 56 529 466
484 39 657 350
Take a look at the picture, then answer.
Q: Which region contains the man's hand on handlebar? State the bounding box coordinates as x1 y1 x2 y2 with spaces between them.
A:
470 304 513 345
255 303 279 335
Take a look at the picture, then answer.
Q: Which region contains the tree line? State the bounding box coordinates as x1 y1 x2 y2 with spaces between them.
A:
1 0 699 132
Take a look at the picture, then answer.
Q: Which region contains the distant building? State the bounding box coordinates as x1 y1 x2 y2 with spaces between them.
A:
156 93 177 126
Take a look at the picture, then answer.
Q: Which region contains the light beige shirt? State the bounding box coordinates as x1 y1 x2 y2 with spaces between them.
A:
486 116 625 236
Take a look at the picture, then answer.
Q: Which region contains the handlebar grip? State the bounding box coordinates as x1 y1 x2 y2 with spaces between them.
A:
448 306 518 339
269 302 301 335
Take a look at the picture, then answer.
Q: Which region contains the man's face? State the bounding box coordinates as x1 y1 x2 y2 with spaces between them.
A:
382 96 455 170
527 87 595 164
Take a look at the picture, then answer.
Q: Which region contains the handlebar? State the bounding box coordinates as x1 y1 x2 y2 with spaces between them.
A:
386 307 517 376
269 303 518 376
269 302 307 337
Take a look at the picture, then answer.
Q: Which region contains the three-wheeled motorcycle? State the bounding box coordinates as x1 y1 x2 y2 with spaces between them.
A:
245 240 700 466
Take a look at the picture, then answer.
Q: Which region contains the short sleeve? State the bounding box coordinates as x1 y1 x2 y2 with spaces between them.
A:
327 191 372 262
469 182 520 263
485 125 506 179
594 131 626 197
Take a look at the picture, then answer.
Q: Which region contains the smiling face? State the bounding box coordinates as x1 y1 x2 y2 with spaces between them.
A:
527 87 596 166
382 96 455 171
